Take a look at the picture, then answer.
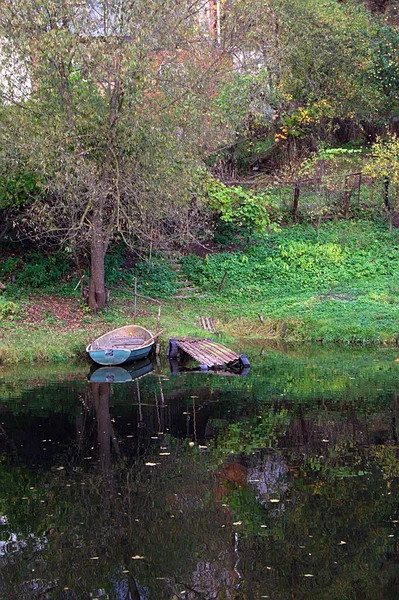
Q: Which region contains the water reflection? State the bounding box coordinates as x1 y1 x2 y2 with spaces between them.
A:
89 358 154 383
0 346 399 598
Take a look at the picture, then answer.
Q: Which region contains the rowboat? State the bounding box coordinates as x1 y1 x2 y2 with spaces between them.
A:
86 324 155 366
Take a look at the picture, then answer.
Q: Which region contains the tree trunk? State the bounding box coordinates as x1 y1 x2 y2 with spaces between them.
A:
88 211 108 312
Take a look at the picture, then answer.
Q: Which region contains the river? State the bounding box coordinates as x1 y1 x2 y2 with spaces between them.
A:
0 344 398 599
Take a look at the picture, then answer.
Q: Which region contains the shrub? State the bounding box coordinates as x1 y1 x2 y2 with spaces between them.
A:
0 298 19 319
0 255 24 279
14 252 72 289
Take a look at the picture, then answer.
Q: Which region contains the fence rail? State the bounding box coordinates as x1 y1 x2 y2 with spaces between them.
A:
253 172 395 224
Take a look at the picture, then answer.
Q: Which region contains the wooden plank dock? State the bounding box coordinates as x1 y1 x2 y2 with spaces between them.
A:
167 337 250 372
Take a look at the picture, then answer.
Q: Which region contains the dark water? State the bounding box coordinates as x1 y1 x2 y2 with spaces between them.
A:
1 344 399 599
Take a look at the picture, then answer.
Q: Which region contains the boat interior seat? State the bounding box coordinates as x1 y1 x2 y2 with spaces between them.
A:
108 336 146 346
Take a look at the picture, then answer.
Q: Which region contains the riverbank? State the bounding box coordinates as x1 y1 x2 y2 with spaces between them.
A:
1 285 399 365
2 220 399 364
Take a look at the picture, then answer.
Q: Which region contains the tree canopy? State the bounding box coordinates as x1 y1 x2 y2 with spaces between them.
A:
0 0 246 309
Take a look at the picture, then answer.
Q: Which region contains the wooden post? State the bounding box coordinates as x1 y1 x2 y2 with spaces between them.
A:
156 304 161 355
343 184 350 217
292 184 300 222
384 176 391 211
134 277 137 325
218 271 228 292
157 304 161 331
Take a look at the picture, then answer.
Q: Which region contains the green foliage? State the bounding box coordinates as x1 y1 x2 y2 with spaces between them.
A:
131 260 177 298
183 221 399 301
214 409 290 456
276 0 379 118
206 177 275 235
278 100 335 140
0 255 24 279
0 298 19 319
212 71 273 133
364 135 399 185
14 252 72 290
179 220 399 343
104 246 125 287
298 144 366 177
370 23 399 113
0 171 40 209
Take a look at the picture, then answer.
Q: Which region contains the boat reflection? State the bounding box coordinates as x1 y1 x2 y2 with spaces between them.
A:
88 357 154 383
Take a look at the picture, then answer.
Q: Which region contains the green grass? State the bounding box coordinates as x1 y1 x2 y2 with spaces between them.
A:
2 219 399 363
179 220 399 344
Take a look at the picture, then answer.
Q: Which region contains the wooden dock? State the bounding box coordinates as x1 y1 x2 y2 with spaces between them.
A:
167 337 250 372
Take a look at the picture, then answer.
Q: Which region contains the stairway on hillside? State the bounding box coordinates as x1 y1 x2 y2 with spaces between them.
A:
166 251 204 300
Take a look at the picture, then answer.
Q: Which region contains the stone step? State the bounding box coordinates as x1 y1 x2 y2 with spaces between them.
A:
176 279 195 288
176 289 201 294
172 294 206 299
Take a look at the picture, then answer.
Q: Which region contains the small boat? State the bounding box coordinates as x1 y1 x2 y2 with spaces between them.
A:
86 324 155 366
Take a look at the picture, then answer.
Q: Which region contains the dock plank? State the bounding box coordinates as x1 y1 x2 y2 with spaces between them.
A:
175 338 240 367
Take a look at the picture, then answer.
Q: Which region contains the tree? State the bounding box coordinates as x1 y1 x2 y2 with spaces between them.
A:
0 0 247 310
205 0 396 173
363 134 399 216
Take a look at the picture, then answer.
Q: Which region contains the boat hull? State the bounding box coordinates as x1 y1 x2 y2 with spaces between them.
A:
87 343 154 366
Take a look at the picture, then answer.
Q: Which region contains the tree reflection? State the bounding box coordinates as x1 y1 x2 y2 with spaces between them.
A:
0 352 399 597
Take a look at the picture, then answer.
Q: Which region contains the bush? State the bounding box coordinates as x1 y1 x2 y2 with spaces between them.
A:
0 298 19 319
0 255 24 280
14 252 72 290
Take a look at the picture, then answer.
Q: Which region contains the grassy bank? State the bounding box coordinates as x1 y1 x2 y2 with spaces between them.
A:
1 220 399 364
